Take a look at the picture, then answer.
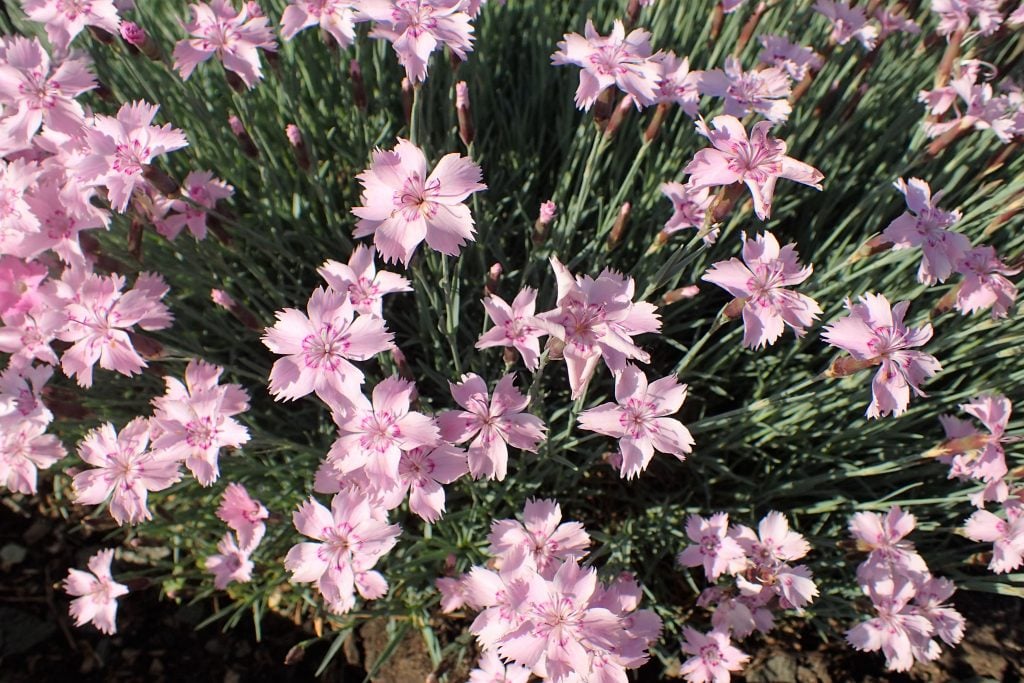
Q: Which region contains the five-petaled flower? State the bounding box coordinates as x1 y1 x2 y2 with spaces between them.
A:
352 139 486 265
63 549 129 635
684 115 823 221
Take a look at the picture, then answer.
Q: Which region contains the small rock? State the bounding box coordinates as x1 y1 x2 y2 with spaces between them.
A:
747 652 798 683
0 543 27 570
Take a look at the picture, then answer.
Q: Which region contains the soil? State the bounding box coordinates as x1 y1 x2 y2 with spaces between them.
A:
2 501 1022 683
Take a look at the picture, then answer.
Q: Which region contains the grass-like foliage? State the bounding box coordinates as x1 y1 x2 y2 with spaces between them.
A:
2 0 1023 679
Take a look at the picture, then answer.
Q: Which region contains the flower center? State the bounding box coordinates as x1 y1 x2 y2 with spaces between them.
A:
301 322 352 371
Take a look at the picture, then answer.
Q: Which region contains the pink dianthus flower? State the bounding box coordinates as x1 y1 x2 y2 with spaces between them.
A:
72 418 182 526
317 244 412 318
551 19 661 111
63 549 128 635
578 364 693 479
262 286 394 404
822 294 940 418
702 231 821 349
437 373 546 481
352 139 486 265
173 0 277 89
683 115 823 221
358 0 474 83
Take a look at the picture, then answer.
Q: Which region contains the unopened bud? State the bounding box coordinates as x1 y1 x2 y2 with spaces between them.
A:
391 346 413 380
644 102 670 142
603 95 634 140
485 262 502 296
456 81 474 147
349 59 367 110
402 78 414 126
210 289 262 330
722 297 746 319
545 336 565 360
228 115 259 158
129 332 164 360
533 201 556 244
143 164 179 196
120 21 162 61
932 287 959 317
849 234 893 263
128 218 144 261
825 355 879 378
286 124 311 171
606 202 631 251
662 285 700 305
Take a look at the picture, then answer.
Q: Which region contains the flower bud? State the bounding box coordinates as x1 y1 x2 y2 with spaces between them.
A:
456 81 474 147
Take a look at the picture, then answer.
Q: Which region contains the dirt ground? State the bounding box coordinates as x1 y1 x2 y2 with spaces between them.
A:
2 501 1022 683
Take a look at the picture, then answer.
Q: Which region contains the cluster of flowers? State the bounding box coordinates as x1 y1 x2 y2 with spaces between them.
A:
437 499 661 683
71 359 251 525
168 0 506 88
920 59 1024 147
675 511 818 682
845 506 965 672
933 394 1024 574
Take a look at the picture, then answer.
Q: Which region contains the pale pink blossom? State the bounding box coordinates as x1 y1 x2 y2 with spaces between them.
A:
151 359 250 486
318 244 412 318
0 256 48 316
578 365 693 479
882 178 968 285
383 443 468 522
660 182 713 238
757 35 823 81
931 0 1003 36
468 650 531 683
938 394 1014 484
653 52 702 115
920 61 1017 142
913 575 965 650
955 246 1019 318
75 100 188 213
0 362 54 429
437 373 545 481
964 500 1024 573
702 231 821 349
72 418 182 526
684 115 824 221
678 513 747 581
358 0 474 83
700 57 793 123
217 482 268 549
21 178 108 263
487 498 590 573
57 272 171 387
63 549 128 635
262 286 393 403
551 19 661 111
813 0 879 50
154 170 233 241
173 0 277 89
822 294 940 418
352 139 486 265
848 506 929 581
874 6 920 37
0 306 65 367
0 36 95 150
0 419 65 494
846 576 933 672
327 376 440 487
679 628 749 683
284 491 400 614
0 159 42 255
1011 2 1024 25
280 0 357 46
21 0 121 52
538 200 557 225
494 559 629 682
539 257 661 399
206 532 257 589
476 288 547 371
